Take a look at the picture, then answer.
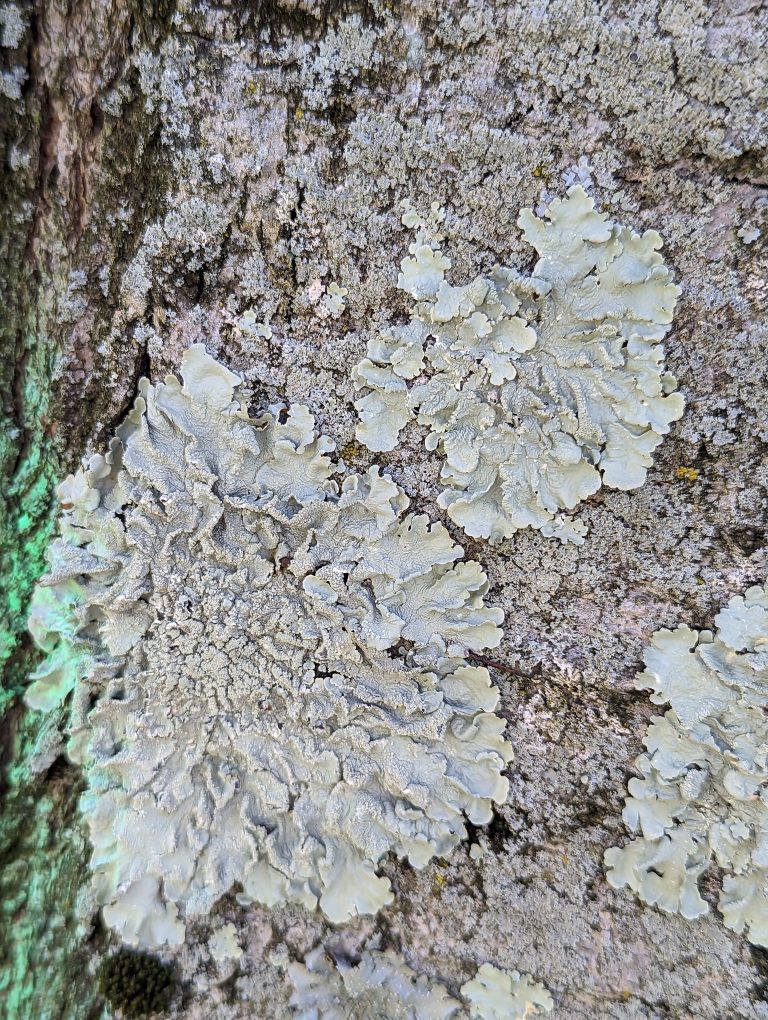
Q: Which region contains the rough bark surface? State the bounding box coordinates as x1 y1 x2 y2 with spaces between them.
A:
1 0 767 1017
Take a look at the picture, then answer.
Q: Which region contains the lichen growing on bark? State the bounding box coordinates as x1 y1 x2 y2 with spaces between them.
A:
4 0 768 1014
288 949 553 1020
461 962 553 1019
605 583 768 946
288 947 462 1019
353 187 683 544
25 345 511 947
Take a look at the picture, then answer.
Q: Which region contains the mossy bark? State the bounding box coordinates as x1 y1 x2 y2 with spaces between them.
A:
0 3 176 1015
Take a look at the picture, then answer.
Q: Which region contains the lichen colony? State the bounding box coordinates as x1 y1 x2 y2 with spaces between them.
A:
26 346 512 947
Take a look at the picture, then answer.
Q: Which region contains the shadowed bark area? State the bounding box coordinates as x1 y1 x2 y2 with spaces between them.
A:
0 3 176 1015
0 0 766 1016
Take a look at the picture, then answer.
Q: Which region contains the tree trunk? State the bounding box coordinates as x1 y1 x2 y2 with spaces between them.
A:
1 0 767 1017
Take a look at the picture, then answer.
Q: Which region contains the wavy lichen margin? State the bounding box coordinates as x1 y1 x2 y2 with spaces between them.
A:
288 947 553 1020
353 187 683 545
25 345 513 947
605 583 768 946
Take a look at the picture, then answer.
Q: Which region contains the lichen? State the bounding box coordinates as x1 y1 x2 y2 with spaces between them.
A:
460 963 553 1019
352 187 683 544
288 947 461 1019
737 223 761 245
208 923 242 965
323 282 349 317
562 155 594 191
0 3 25 50
604 583 768 946
25 345 511 947
287 949 553 1019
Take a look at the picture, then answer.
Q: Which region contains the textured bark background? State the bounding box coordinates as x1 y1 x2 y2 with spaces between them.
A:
1 0 767 1017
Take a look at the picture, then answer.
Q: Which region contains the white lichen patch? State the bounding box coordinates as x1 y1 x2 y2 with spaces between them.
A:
209 923 242 965
288 947 462 1019
26 345 511 947
323 281 349 317
353 187 683 544
460 963 553 1019
0 3 25 49
288 950 553 1020
604 583 768 946
562 156 594 191
737 223 761 245
237 309 273 339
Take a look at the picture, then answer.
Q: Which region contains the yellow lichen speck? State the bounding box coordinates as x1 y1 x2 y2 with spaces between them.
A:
676 466 700 482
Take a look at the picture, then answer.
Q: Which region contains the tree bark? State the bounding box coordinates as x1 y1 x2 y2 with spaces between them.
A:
1 0 767 1017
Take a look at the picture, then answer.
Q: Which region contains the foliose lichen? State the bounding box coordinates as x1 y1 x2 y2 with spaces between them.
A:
460 962 553 1020
323 281 349 317
604 583 768 946
25 345 512 947
288 947 461 1019
287 950 553 1020
208 923 242 966
353 186 683 544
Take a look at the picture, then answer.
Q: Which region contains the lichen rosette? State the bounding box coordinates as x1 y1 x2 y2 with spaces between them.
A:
26 346 511 947
353 187 684 544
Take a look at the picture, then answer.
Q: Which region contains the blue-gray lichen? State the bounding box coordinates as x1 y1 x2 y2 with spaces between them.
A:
288 948 461 1019
605 583 768 946
353 187 683 544
460 962 553 1019
288 949 552 1020
25 345 512 947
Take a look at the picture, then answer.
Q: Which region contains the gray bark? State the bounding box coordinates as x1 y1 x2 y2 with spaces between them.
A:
1 0 767 1016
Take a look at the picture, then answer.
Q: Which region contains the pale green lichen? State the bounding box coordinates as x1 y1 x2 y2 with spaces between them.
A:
208 923 242 966
26 345 512 947
605 583 768 946
353 187 683 544
323 281 349 317
288 948 462 1019
460 963 553 1020
737 223 761 245
288 950 552 1020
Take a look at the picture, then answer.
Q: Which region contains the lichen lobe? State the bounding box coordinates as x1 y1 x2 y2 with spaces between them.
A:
353 187 684 544
605 583 768 947
26 345 512 947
